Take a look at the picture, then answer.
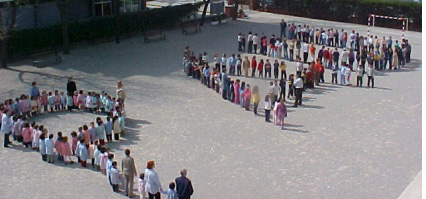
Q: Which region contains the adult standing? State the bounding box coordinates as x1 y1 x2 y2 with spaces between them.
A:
272 81 281 103
183 46 191 61
280 19 287 39
116 81 126 104
293 74 303 107
221 70 228 100
122 149 137 198
66 77 77 96
66 77 77 111
242 56 250 77
144 160 162 199
252 86 260 115
247 32 253 54
366 64 375 88
29 81 40 99
1 110 12 147
252 33 258 54
175 169 194 199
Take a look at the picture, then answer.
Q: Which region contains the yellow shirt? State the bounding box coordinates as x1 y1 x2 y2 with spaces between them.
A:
252 92 260 103
279 63 287 70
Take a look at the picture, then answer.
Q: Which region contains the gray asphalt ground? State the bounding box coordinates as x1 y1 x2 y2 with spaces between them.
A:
0 9 421 199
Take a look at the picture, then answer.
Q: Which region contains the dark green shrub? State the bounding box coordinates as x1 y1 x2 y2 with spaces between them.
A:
272 0 421 31
7 3 202 56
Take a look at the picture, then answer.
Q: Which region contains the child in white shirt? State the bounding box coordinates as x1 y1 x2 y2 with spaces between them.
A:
110 161 121 193
45 134 55 163
60 92 67 110
138 173 146 199
47 92 55 112
161 182 178 199
264 95 271 122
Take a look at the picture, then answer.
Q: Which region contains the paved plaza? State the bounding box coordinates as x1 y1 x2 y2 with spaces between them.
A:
0 9 422 199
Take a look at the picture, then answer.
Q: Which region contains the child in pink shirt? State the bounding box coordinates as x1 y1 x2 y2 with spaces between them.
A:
22 123 32 148
71 131 78 155
73 91 79 109
88 142 97 168
54 90 61 111
62 136 73 164
99 148 108 175
41 91 48 113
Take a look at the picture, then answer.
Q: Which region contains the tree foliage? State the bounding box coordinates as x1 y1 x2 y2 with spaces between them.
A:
272 0 421 31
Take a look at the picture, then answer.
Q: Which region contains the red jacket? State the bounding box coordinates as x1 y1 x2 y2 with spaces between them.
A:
323 50 329 59
257 62 264 71
251 59 257 69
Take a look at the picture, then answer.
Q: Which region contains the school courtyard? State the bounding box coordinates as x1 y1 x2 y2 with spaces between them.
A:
0 9 422 199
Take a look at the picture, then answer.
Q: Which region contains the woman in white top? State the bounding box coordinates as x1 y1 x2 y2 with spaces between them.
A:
145 161 162 199
345 66 352 86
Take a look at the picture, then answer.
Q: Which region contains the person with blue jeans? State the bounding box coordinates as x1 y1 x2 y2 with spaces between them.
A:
340 63 347 86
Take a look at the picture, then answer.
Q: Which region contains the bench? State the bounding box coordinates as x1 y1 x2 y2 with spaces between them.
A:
181 22 201 35
31 51 62 67
143 29 165 43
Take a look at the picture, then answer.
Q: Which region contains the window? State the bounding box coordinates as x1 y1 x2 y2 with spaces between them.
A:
120 0 140 13
94 0 113 17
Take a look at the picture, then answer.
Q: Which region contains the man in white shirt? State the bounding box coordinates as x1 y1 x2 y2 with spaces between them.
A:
349 30 356 49
368 36 374 52
341 48 349 64
338 29 343 48
252 33 258 54
293 74 303 107
237 33 242 52
247 31 253 53
1 110 12 147
302 42 309 63
296 58 303 76
220 54 227 73
272 81 281 103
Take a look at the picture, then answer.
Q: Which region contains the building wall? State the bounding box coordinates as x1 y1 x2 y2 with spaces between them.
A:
5 0 90 30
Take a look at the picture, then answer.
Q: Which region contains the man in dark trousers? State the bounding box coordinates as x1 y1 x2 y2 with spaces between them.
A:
175 169 194 199
280 19 287 39
66 77 77 110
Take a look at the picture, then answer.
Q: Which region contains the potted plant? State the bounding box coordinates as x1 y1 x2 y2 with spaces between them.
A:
211 15 219 25
237 9 244 18
219 14 227 24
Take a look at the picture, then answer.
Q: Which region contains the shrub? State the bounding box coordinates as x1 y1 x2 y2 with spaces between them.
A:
8 2 202 56
272 0 421 31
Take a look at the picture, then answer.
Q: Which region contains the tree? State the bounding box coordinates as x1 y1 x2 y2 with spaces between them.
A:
113 0 120 44
56 0 70 54
199 0 210 26
0 0 18 68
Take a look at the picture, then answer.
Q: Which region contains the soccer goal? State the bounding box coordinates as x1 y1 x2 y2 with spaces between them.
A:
367 14 409 39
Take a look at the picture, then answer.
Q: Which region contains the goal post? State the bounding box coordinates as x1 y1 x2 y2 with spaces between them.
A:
367 14 409 39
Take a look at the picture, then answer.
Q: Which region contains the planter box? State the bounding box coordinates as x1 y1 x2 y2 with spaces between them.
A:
211 21 219 25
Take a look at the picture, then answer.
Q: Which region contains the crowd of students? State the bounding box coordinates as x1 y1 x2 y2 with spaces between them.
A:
183 47 290 129
1 80 195 199
182 21 413 128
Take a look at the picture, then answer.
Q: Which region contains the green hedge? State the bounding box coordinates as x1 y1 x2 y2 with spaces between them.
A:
8 3 201 56
272 0 421 31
